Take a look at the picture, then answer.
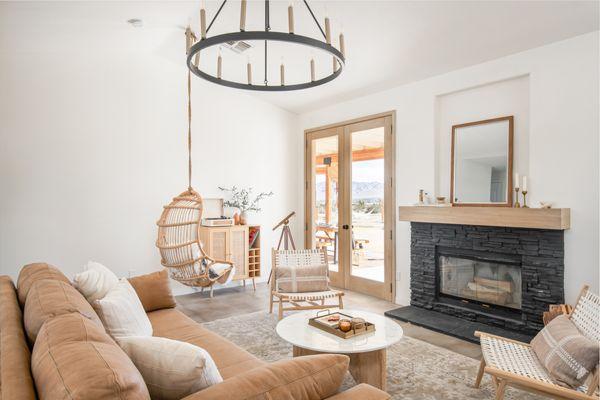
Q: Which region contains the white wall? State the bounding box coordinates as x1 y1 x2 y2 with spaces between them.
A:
436 75 529 201
0 50 299 295
298 32 599 305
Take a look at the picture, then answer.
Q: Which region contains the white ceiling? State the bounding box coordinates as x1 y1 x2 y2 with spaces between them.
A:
1 1 598 114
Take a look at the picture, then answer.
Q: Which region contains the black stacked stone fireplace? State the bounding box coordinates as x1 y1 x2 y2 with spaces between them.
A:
386 221 565 342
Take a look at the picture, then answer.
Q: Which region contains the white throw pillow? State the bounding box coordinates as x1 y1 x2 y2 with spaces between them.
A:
73 261 119 302
93 279 152 339
118 336 223 400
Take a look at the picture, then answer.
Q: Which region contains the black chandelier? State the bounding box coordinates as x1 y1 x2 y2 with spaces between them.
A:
186 0 346 91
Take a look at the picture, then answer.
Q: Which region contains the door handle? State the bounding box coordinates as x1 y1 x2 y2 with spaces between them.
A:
342 225 349 230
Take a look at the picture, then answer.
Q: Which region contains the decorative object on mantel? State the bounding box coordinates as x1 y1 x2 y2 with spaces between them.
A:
156 52 233 294
451 116 514 207
218 186 273 225
436 196 446 204
539 201 553 209
186 0 346 92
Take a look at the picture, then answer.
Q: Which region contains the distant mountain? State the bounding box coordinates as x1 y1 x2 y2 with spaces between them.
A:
316 181 383 201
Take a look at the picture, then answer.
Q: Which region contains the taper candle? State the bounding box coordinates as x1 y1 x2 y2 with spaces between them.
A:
515 173 520 189
217 53 222 79
200 8 206 39
339 33 345 57
247 62 252 85
523 176 527 192
280 63 285 86
325 17 331 44
288 4 294 34
240 0 247 31
310 59 315 82
185 27 192 54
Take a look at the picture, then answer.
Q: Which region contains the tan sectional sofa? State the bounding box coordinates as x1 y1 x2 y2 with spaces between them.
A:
0 263 390 400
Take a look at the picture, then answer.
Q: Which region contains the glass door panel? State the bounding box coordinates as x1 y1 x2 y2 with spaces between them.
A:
306 129 343 288
350 127 385 282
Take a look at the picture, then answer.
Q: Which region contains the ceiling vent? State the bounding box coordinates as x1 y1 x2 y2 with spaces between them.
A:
223 40 252 54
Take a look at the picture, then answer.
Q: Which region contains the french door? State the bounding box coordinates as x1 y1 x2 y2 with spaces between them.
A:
305 114 395 301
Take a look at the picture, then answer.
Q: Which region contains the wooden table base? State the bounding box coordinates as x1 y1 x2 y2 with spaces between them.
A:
292 346 387 391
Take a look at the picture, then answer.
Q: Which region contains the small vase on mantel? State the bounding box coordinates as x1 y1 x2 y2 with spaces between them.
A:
239 211 248 225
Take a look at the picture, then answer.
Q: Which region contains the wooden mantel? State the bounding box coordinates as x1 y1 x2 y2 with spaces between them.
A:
398 206 570 230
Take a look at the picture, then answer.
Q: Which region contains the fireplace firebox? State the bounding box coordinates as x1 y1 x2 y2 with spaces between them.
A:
438 253 522 311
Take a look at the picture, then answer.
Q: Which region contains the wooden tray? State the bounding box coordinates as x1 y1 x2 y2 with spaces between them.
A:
308 310 375 339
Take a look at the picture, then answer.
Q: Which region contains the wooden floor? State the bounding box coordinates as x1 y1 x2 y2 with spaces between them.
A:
176 282 482 359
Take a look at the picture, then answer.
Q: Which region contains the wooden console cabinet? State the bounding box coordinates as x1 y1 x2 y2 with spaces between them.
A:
198 225 260 289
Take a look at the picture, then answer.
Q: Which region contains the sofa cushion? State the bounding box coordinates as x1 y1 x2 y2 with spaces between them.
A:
148 308 266 379
119 336 223 400
128 269 176 312
93 279 153 339
180 354 350 400
73 260 120 302
0 276 36 400
32 313 150 400
24 279 104 344
17 262 70 307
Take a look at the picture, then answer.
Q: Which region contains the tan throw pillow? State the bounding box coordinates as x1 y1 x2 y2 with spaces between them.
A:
531 314 599 388
118 336 223 400
128 269 176 312
186 354 349 400
276 263 329 293
93 279 153 339
32 313 150 400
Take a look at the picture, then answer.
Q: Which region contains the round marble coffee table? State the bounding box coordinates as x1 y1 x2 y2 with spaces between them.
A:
276 309 403 391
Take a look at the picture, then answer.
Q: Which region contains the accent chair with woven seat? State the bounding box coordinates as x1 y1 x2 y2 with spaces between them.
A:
474 285 600 400
270 248 344 320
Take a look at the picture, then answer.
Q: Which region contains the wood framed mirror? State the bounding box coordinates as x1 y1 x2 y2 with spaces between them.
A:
451 116 513 207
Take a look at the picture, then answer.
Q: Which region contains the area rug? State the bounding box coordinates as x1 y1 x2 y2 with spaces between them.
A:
202 311 542 400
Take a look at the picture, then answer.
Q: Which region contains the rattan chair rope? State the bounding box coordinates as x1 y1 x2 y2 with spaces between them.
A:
155 30 233 295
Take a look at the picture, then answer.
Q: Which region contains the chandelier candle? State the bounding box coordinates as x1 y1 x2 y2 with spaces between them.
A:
310 58 315 81
339 33 345 56
280 63 285 86
325 17 331 44
240 0 246 31
200 8 206 39
247 62 252 85
217 54 222 79
288 4 294 34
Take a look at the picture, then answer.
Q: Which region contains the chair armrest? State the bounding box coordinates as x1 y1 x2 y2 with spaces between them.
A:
325 384 390 400
182 354 349 400
475 330 531 347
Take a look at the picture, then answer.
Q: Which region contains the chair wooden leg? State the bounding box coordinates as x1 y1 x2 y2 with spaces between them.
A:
278 298 284 320
474 358 485 388
495 380 507 400
338 295 344 309
269 294 274 314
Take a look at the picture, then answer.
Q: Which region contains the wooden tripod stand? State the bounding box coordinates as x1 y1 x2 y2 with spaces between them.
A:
273 212 296 250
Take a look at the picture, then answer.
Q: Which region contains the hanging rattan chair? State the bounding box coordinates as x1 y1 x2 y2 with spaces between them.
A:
155 29 233 297
156 189 234 297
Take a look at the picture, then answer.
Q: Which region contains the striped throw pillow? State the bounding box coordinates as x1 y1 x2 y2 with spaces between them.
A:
531 314 599 388
276 263 329 293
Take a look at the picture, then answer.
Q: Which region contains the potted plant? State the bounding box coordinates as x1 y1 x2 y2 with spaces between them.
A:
218 186 274 225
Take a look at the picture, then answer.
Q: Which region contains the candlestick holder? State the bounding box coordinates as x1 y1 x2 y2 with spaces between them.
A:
522 190 528 208
514 188 521 208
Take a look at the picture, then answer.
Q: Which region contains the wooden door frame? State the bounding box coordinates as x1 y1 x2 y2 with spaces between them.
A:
304 111 396 302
